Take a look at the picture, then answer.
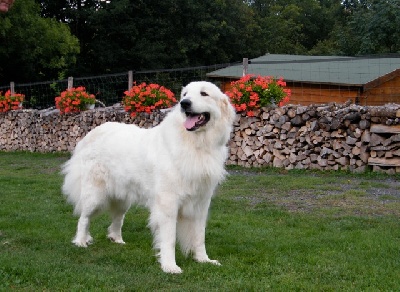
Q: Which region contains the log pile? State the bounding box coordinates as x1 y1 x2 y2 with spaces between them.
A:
227 103 400 174
0 106 166 152
1 103 400 173
367 124 400 174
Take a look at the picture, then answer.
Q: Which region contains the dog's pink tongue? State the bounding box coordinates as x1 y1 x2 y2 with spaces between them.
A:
184 115 200 130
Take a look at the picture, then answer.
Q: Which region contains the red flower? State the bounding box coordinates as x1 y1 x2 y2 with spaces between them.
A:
122 82 177 116
55 87 95 114
225 74 291 117
0 90 24 113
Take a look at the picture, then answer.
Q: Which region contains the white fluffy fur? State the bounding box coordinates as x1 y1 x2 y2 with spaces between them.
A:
62 81 235 273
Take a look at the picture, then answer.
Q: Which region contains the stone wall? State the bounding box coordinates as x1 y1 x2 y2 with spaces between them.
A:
1 103 400 173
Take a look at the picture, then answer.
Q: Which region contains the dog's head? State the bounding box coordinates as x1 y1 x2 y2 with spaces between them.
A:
179 81 235 132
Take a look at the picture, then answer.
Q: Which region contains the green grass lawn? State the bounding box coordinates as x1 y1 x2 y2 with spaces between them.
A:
0 152 399 291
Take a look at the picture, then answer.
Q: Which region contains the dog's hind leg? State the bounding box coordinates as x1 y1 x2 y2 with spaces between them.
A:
72 183 105 247
107 201 130 244
72 213 94 247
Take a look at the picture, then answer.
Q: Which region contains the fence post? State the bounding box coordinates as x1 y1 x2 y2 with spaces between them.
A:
10 82 15 95
67 77 73 89
243 58 248 76
128 70 133 91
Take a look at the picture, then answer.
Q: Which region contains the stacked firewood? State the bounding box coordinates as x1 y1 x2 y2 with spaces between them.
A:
366 124 400 174
1 103 399 173
0 106 166 152
227 103 400 174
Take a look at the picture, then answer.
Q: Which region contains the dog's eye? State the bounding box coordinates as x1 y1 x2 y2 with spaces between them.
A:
183 92 187 97
200 91 208 96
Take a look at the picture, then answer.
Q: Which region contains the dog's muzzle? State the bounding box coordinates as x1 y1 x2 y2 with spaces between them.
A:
180 99 210 131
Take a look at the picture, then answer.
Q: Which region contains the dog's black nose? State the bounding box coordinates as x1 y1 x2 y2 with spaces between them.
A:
180 99 192 110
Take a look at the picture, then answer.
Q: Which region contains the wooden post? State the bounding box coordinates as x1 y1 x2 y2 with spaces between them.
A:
243 58 249 76
10 82 15 95
67 77 73 90
128 70 133 90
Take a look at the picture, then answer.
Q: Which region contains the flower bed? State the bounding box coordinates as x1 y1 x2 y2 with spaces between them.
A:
122 82 177 117
0 90 24 112
225 74 291 117
55 87 95 114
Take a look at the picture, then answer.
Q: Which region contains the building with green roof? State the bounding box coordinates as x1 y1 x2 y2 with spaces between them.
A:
207 54 400 106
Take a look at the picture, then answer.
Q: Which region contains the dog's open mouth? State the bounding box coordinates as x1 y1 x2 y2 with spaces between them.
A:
183 111 210 131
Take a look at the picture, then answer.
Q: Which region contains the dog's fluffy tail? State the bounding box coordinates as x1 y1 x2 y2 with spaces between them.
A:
61 157 83 215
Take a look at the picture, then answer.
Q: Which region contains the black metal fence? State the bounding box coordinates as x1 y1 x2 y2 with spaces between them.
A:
0 64 230 109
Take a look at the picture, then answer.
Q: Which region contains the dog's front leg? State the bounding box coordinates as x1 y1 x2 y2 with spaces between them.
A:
149 199 182 274
177 197 221 266
191 222 220 266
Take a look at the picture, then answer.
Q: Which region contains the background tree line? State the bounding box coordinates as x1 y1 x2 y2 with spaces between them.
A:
1 0 399 83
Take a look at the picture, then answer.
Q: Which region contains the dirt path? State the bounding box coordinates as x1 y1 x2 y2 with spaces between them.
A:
228 169 400 217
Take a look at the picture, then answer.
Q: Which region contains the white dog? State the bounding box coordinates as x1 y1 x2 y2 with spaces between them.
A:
62 81 236 273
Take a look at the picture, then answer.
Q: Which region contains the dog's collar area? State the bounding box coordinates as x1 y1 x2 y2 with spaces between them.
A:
183 111 210 131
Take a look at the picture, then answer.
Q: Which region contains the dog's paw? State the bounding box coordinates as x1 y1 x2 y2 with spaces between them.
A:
195 257 221 266
208 259 221 266
72 239 88 247
161 264 183 274
107 234 126 244
72 235 93 247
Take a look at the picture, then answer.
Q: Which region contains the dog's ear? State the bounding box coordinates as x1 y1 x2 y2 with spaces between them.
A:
220 94 236 124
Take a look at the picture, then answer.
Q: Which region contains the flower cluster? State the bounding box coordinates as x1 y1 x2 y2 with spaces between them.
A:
0 90 24 113
55 87 95 114
225 74 291 117
122 82 177 117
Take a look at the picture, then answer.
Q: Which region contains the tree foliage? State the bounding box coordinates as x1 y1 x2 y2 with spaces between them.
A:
1 0 398 83
336 0 400 55
66 0 264 75
0 0 79 82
